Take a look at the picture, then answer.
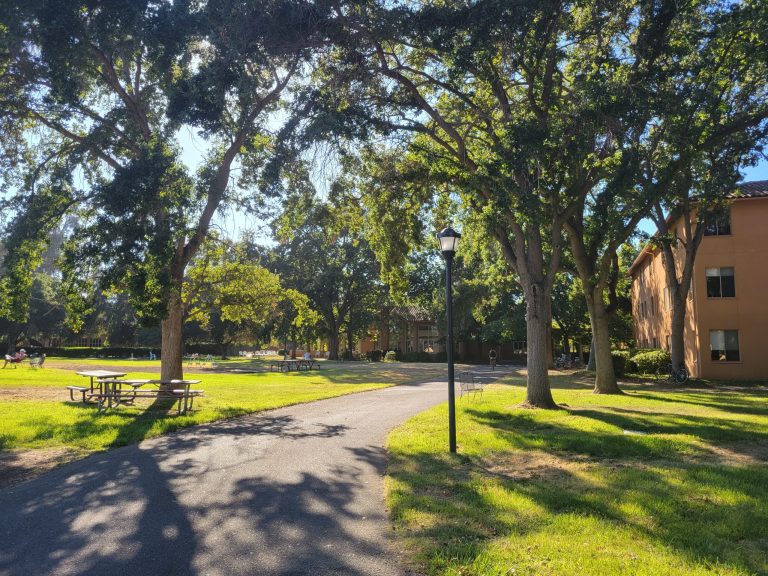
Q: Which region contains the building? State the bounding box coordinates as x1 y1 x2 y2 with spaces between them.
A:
628 181 768 380
358 306 442 355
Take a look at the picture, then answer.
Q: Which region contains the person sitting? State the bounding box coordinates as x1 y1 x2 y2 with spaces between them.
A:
3 349 27 368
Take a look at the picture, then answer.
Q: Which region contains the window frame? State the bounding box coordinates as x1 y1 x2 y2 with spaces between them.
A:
709 329 740 362
705 267 736 298
704 209 732 236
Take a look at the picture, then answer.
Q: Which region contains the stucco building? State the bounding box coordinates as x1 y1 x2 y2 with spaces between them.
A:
628 181 768 380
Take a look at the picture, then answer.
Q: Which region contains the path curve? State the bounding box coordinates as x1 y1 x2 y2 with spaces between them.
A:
0 377 478 575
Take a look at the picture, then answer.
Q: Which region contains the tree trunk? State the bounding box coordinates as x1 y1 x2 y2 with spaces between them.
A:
587 336 596 370
160 292 184 384
562 335 569 356
669 295 687 371
522 284 558 409
328 332 340 360
6 324 20 355
588 298 622 394
347 329 354 358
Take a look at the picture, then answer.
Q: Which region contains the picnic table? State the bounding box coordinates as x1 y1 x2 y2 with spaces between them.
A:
103 379 203 415
68 370 127 402
269 359 320 372
67 371 202 414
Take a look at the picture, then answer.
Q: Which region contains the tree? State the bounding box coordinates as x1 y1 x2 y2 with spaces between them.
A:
642 0 768 372
302 0 697 407
185 240 288 358
270 179 383 360
551 272 590 359
0 0 323 381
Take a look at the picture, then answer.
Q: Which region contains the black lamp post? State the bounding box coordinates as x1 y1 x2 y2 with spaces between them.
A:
437 227 461 453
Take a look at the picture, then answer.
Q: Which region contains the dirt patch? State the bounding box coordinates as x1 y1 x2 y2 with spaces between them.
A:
0 447 88 489
476 441 768 484
478 450 593 481
693 441 768 465
0 387 68 401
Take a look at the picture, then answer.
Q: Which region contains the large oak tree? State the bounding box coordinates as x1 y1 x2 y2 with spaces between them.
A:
0 0 325 380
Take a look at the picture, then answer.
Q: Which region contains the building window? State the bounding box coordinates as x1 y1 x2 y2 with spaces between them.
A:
652 337 658 348
706 267 735 298
704 210 731 236
710 330 740 362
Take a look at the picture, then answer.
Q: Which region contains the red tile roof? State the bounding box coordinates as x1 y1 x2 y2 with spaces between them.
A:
729 180 768 198
628 180 768 276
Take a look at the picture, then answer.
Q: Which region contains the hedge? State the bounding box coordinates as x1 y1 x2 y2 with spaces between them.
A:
631 349 671 374
24 343 231 359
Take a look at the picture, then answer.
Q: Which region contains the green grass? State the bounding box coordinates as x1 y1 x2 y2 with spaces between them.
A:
0 360 447 454
386 374 768 576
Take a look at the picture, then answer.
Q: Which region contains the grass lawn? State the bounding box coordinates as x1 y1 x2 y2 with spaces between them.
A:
0 359 450 486
386 370 768 576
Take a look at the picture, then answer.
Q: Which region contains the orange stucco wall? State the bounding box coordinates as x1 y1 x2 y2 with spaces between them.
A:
630 198 768 380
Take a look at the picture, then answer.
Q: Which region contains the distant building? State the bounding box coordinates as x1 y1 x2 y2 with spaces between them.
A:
628 181 768 380
358 306 442 355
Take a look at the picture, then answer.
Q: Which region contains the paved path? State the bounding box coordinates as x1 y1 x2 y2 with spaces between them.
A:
0 378 469 576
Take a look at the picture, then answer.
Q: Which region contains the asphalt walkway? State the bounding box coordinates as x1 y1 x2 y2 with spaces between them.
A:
0 378 460 576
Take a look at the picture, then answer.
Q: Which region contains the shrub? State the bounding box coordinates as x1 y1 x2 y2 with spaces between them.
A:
401 351 431 362
367 350 383 362
383 351 397 362
26 346 160 359
631 349 670 374
611 350 630 377
277 349 287 356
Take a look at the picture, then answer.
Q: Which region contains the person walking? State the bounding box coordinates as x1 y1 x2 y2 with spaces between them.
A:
489 348 497 370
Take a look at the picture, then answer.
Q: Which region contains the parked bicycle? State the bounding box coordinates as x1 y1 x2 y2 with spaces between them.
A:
655 363 689 384
554 354 582 370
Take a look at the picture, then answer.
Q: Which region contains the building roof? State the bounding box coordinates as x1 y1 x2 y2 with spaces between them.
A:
627 180 768 276
390 305 433 323
730 180 768 198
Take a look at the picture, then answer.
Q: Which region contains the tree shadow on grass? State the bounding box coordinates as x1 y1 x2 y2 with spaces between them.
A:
387 413 768 575
636 390 768 417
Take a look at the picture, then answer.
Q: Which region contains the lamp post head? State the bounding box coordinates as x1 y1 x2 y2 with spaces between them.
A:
437 227 461 257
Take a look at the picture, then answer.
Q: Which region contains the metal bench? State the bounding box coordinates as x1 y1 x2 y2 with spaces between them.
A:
458 371 485 399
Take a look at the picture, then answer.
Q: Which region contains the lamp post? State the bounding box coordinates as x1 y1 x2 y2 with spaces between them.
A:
437 227 461 453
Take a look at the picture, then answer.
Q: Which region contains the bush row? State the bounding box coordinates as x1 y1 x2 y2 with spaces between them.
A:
23 344 227 358
610 348 671 375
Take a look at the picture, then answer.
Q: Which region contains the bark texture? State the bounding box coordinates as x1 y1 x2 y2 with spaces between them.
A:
522 284 558 409
588 299 622 394
160 293 184 384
